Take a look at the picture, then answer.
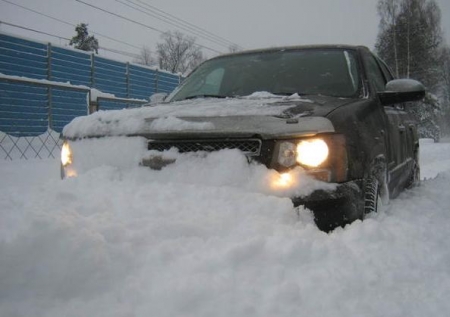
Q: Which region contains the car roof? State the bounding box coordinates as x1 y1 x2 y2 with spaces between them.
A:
211 44 369 60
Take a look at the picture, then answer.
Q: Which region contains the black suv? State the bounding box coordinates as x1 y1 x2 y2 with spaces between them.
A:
61 45 425 231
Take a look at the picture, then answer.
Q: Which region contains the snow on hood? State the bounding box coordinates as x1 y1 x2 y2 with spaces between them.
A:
62 94 319 138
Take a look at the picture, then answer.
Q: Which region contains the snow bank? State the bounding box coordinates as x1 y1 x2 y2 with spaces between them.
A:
1 141 450 317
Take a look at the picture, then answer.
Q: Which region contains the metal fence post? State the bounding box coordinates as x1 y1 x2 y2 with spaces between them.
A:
47 42 53 130
88 90 97 114
91 53 95 88
126 62 130 99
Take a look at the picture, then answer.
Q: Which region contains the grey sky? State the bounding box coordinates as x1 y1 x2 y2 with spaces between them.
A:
0 0 449 61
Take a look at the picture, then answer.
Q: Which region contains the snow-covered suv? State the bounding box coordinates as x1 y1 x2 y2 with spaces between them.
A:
61 45 425 231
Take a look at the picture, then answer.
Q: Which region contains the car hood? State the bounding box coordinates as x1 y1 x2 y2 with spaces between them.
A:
63 94 355 139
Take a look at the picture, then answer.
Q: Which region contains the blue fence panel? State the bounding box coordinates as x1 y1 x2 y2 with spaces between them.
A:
51 88 88 133
129 65 156 99
93 56 127 98
0 34 48 80
50 47 92 86
0 47 47 65
98 99 131 111
0 81 48 137
158 71 180 93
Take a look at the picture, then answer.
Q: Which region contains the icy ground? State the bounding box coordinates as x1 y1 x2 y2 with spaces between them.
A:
1 139 450 317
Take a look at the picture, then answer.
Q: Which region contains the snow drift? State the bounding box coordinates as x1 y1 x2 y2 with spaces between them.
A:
1 139 450 317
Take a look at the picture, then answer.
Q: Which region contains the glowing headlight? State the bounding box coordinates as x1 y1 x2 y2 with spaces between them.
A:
296 139 329 167
61 142 73 167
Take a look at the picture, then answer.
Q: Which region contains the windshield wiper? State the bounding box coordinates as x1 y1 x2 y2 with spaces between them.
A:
183 94 228 100
271 91 310 97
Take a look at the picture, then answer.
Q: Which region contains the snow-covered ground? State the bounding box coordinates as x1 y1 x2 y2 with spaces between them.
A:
1 138 450 317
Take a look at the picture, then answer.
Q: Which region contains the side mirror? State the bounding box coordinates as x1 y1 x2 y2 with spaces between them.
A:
150 92 168 104
378 79 425 105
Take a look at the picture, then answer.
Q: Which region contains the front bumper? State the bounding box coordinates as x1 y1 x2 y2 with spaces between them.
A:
292 179 364 229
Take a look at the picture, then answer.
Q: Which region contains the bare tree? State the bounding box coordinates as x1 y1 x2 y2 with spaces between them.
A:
438 46 450 135
156 31 205 74
376 0 400 76
375 0 443 90
134 46 156 66
375 0 446 137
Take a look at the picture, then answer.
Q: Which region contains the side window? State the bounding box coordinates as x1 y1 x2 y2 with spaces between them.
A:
364 54 387 92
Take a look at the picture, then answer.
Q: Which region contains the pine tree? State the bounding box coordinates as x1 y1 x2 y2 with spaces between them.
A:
70 23 99 54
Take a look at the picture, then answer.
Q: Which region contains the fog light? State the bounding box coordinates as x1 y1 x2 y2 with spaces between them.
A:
271 172 295 189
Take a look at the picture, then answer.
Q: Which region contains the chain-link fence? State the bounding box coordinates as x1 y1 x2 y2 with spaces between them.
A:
0 130 62 160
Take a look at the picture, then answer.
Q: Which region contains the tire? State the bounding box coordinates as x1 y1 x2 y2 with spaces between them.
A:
364 176 380 215
363 161 389 216
406 160 420 189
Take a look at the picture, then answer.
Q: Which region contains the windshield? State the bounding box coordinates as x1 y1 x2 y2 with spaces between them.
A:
167 48 361 102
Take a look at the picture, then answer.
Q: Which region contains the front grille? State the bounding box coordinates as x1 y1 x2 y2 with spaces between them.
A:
148 139 262 156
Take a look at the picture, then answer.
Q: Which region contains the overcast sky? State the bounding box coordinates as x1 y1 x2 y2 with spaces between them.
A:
0 0 449 62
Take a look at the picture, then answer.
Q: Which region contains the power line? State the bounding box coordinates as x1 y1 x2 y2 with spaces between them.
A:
116 0 241 50
99 46 140 59
134 0 242 50
0 20 141 60
116 0 228 48
1 0 73 27
74 0 223 54
0 20 71 41
0 0 144 51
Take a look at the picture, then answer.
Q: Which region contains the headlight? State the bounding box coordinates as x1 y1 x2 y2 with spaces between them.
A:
277 139 329 168
277 142 297 167
296 139 329 167
61 142 73 167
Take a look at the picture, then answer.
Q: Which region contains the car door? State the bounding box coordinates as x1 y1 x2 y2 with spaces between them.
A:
362 52 408 196
376 57 418 191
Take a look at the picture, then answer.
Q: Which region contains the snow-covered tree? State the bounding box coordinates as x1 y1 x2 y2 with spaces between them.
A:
375 0 443 90
438 46 450 135
375 0 446 138
70 23 99 54
156 31 205 74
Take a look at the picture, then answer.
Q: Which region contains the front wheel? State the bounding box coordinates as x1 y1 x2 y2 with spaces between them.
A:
363 174 388 216
364 177 380 214
405 160 420 189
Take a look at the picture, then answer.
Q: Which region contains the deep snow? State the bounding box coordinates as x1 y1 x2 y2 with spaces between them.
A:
1 139 450 317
